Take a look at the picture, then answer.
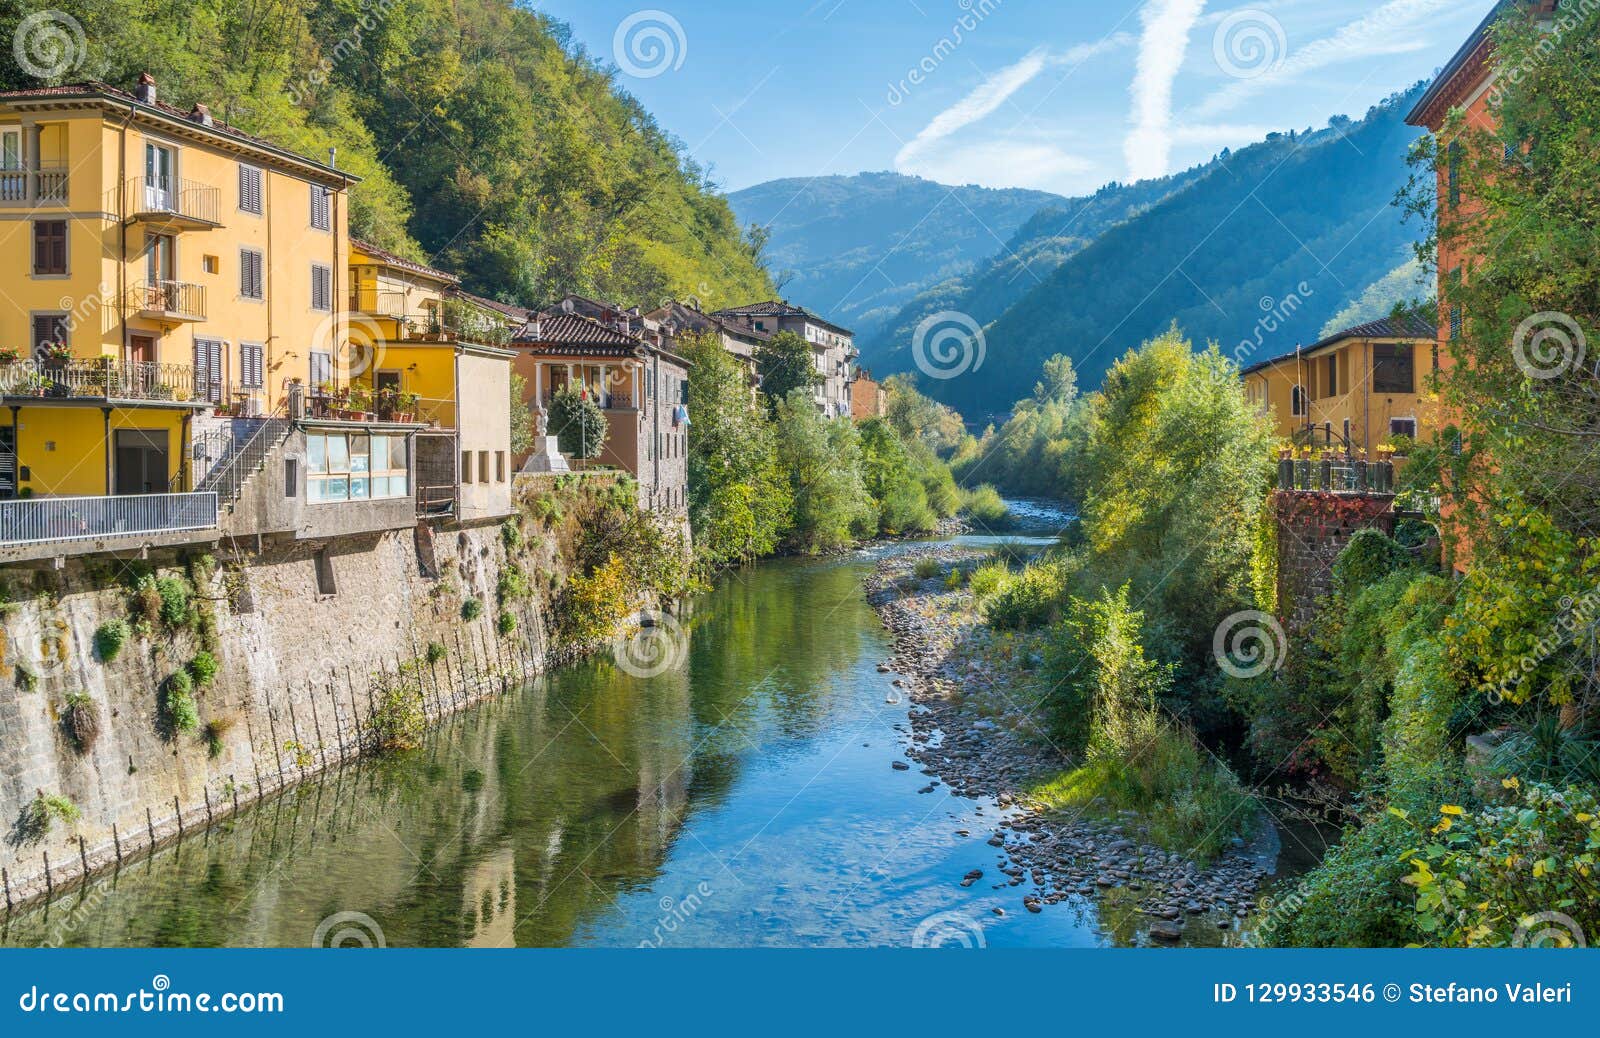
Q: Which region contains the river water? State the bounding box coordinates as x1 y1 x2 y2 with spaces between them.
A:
3 508 1265 948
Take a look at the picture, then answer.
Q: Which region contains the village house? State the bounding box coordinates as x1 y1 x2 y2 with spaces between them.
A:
1240 315 1439 454
712 301 857 419
850 369 888 421
510 297 691 515
647 299 766 388
0 74 512 565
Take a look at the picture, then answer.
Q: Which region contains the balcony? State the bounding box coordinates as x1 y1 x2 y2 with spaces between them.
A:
1277 458 1396 496
130 279 207 322
1 358 198 404
126 176 221 230
0 164 69 207
0 492 218 549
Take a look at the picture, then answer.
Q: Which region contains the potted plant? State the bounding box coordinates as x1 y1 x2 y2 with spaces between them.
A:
397 391 420 424
0 348 19 365
346 385 373 421
42 342 72 369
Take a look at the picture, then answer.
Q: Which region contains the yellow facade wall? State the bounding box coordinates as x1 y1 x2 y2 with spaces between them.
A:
9 405 189 497
1243 337 1441 453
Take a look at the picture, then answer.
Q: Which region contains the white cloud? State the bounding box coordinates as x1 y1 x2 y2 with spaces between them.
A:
1126 0 1208 181
895 35 1134 170
1193 0 1462 117
904 137 1098 194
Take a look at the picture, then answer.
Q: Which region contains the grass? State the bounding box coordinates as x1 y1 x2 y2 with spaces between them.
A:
968 561 1011 601
461 598 484 621
61 692 100 752
93 620 130 663
961 484 1011 529
912 557 943 580
1026 720 1257 861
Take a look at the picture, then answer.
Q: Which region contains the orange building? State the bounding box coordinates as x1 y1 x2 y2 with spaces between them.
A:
850 369 887 421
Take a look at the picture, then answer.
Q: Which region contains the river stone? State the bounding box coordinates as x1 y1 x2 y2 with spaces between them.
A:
891 761 910 771
1150 922 1184 943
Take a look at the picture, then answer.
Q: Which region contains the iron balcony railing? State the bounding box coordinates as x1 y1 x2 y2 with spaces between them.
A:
2 358 198 402
0 492 218 548
1278 458 1396 495
127 175 221 226
196 419 292 505
131 279 207 321
0 164 68 205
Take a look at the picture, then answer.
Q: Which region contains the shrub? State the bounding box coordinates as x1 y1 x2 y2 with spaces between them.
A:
163 671 199 733
496 566 530 604
1397 780 1600 947
944 567 965 591
426 641 447 665
23 792 80 838
132 574 163 626
155 576 191 627
497 610 518 636
204 716 234 759
559 555 634 644
968 562 1010 601
961 485 1010 529
188 651 219 687
370 674 426 752
1266 811 1422 947
912 557 942 581
93 620 130 663
461 598 484 622
501 520 523 551
983 559 1069 631
548 385 608 460
61 692 100 753
1332 528 1413 597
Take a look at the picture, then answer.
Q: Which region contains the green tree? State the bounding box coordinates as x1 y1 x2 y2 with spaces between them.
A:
548 385 607 460
756 331 820 407
772 391 872 553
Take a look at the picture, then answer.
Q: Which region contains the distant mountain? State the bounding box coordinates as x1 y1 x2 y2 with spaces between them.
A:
1319 258 1432 338
727 173 1064 339
878 84 1430 418
869 166 1216 363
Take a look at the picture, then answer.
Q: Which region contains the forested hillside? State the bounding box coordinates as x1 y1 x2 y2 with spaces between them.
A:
727 173 1063 338
0 0 774 308
868 165 1215 361
886 85 1429 417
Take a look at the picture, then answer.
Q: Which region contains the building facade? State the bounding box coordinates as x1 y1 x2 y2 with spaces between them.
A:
1240 316 1439 453
850 369 887 421
712 301 857 419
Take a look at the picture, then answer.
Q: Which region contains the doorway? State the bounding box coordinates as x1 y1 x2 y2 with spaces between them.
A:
114 429 170 495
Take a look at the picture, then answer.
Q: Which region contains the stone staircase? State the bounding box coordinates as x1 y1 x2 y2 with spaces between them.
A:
196 418 291 511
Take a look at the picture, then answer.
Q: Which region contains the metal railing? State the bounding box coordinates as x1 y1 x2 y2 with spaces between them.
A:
197 418 292 505
1278 458 1396 495
4 358 198 402
0 164 68 205
130 280 207 320
127 175 221 225
0 492 218 547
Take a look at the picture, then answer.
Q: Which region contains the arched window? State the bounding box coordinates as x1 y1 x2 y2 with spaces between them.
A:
1291 384 1306 418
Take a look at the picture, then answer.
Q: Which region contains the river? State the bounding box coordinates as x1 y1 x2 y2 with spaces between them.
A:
2 505 1278 948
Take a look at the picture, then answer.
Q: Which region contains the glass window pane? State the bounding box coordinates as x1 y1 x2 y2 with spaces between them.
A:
327 434 349 474
307 435 327 475
392 472 408 496
350 477 370 500
326 476 348 501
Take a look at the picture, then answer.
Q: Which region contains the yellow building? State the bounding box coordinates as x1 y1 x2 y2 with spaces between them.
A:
1240 315 1439 453
347 240 514 523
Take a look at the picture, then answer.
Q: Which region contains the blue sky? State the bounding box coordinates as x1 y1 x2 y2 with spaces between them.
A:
535 0 1496 197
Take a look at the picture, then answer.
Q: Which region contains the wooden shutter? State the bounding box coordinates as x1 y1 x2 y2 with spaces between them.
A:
239 165 262 214
240 342 264 389
194 339 223 403
240 248 264 299
310 184 330 229
312 264 331 310
33 314 64 354
33 220 65 275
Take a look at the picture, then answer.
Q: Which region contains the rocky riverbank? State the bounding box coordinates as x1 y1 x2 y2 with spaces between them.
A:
867 544 1270 946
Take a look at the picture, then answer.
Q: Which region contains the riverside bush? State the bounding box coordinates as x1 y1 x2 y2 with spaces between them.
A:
968 562 1010 601
23 792 80 838
961 485 1010 529
1267 811 1422 947
156 576 191 627
371 673 426 752
163 671 199 733
61 692 100 753
983 558 1070 631
94 620 130 663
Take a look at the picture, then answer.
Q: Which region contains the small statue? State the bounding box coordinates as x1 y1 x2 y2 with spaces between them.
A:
534 403 549 439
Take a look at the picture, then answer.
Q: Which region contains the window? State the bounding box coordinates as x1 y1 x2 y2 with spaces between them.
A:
1372 343 1415 394
1390 418 1418 440
313 549 337 597
194 339 224 404
310 184 331 230
33 220 66 275
0 128 20 171
240 342 264 389
461 450 473 484
309 350 332 388
495 452 507 483
1446 141 1462 209
306 431 409 503
203 254 219 274
284 458 299 498
31 313 68 355
1449 306 1462 342
240 247 264 299
311 263 332 311
1324 354 1338 397
478 450 489 484
239 164 262 214
1290 384 1306 418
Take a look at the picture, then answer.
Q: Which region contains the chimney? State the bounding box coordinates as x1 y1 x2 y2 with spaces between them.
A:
134 73 156 105
188 103 212 127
